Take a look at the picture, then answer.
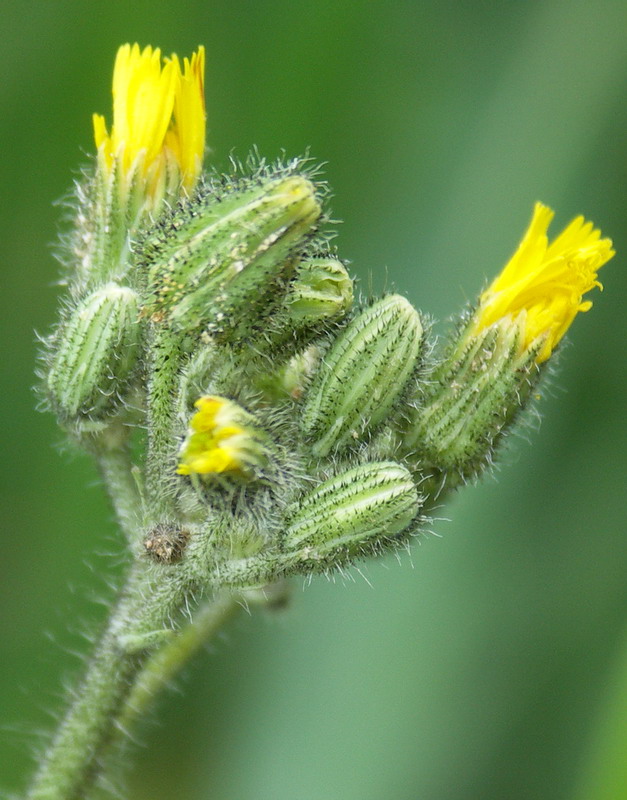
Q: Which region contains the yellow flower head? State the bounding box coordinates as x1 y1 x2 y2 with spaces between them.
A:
177 396 264 477
93 43 205 195
473 202 614 363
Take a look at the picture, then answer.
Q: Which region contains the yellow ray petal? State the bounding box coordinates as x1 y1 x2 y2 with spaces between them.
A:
474 202 614 362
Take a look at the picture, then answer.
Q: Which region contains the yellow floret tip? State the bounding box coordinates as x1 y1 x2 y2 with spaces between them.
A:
176 396 264 477
93 43 205 193
473 202 614 363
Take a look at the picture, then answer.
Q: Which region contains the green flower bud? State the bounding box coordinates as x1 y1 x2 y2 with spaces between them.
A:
46 283 141 421
283 257 353 330
277 346 320 400
252 345 321 403
140 174 321 337
282 461 419 564
404 317 539 484
302 295 423 456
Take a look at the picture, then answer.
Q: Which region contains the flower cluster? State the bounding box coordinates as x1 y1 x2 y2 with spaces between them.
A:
32 39 619 800
46 40 617 570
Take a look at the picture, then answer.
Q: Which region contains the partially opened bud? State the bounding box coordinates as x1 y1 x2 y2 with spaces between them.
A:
141 175 321 337
282 462 419 564
47 284 141 421
403 202 615 484
93 43 206 209
176 395 267 478
469 202 614 364
302 295 423 456
84 44 206 285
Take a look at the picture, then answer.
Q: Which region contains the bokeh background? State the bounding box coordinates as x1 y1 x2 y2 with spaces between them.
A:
1 1 626 798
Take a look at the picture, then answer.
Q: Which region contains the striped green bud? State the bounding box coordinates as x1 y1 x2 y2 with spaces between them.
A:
248 259 352 395
404 316 539 483
302 295 423 456
141 175 321 337
282 462 419 564
46 283 141 421
283 257 353 330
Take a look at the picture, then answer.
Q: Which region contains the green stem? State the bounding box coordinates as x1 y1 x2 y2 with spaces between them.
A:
97 446 143 544
116 591 241 735
146 325 186 518
27 634 141 800
25 563 196 800
86 423 144 546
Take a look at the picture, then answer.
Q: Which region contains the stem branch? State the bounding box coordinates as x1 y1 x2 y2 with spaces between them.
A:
116 591 241 735
97 446 143 544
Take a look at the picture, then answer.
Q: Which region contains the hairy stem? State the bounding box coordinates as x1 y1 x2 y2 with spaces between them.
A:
87 422 144 546
26 633 142 800
146 325 186 517
25 562 197 800
97 446 143 544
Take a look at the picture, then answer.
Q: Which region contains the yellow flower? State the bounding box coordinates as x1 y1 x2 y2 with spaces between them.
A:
165 49 206 185
93 43 205 196
473 202 614 363
176 396 264 477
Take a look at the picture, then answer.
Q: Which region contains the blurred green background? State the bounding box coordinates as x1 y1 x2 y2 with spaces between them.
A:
1 1 626 798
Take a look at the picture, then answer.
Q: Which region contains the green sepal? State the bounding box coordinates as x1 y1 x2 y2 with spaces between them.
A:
282 257 353 330
74 152 182 291
281 461 420 563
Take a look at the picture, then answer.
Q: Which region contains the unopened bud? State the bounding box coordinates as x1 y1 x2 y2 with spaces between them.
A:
46 284 141 420
282 462 419 563
404 317 539 483
141 175 321 337
302 295 423 456
283 257 353 330
253 346 321 403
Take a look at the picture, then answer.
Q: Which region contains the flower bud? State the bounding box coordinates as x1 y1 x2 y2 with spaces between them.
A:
468 202 613 364
282 462 419 563
401 202 615 486
81 45 206 288
176 395 267 478
252 345 321 404
46 284 141 421
404 317 538 483
283 257 353 330
302 295 423 456
141 174 321 337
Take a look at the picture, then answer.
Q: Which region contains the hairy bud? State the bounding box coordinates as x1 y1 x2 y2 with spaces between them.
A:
404 317 539 483
302 295 423 456
282 461 419 564
283 257 353 330
46 283 141 421
141 175 321 337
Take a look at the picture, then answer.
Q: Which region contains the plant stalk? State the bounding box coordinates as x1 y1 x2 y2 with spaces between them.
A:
97 445 143 544
145 325 186 517
25 562 195 800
